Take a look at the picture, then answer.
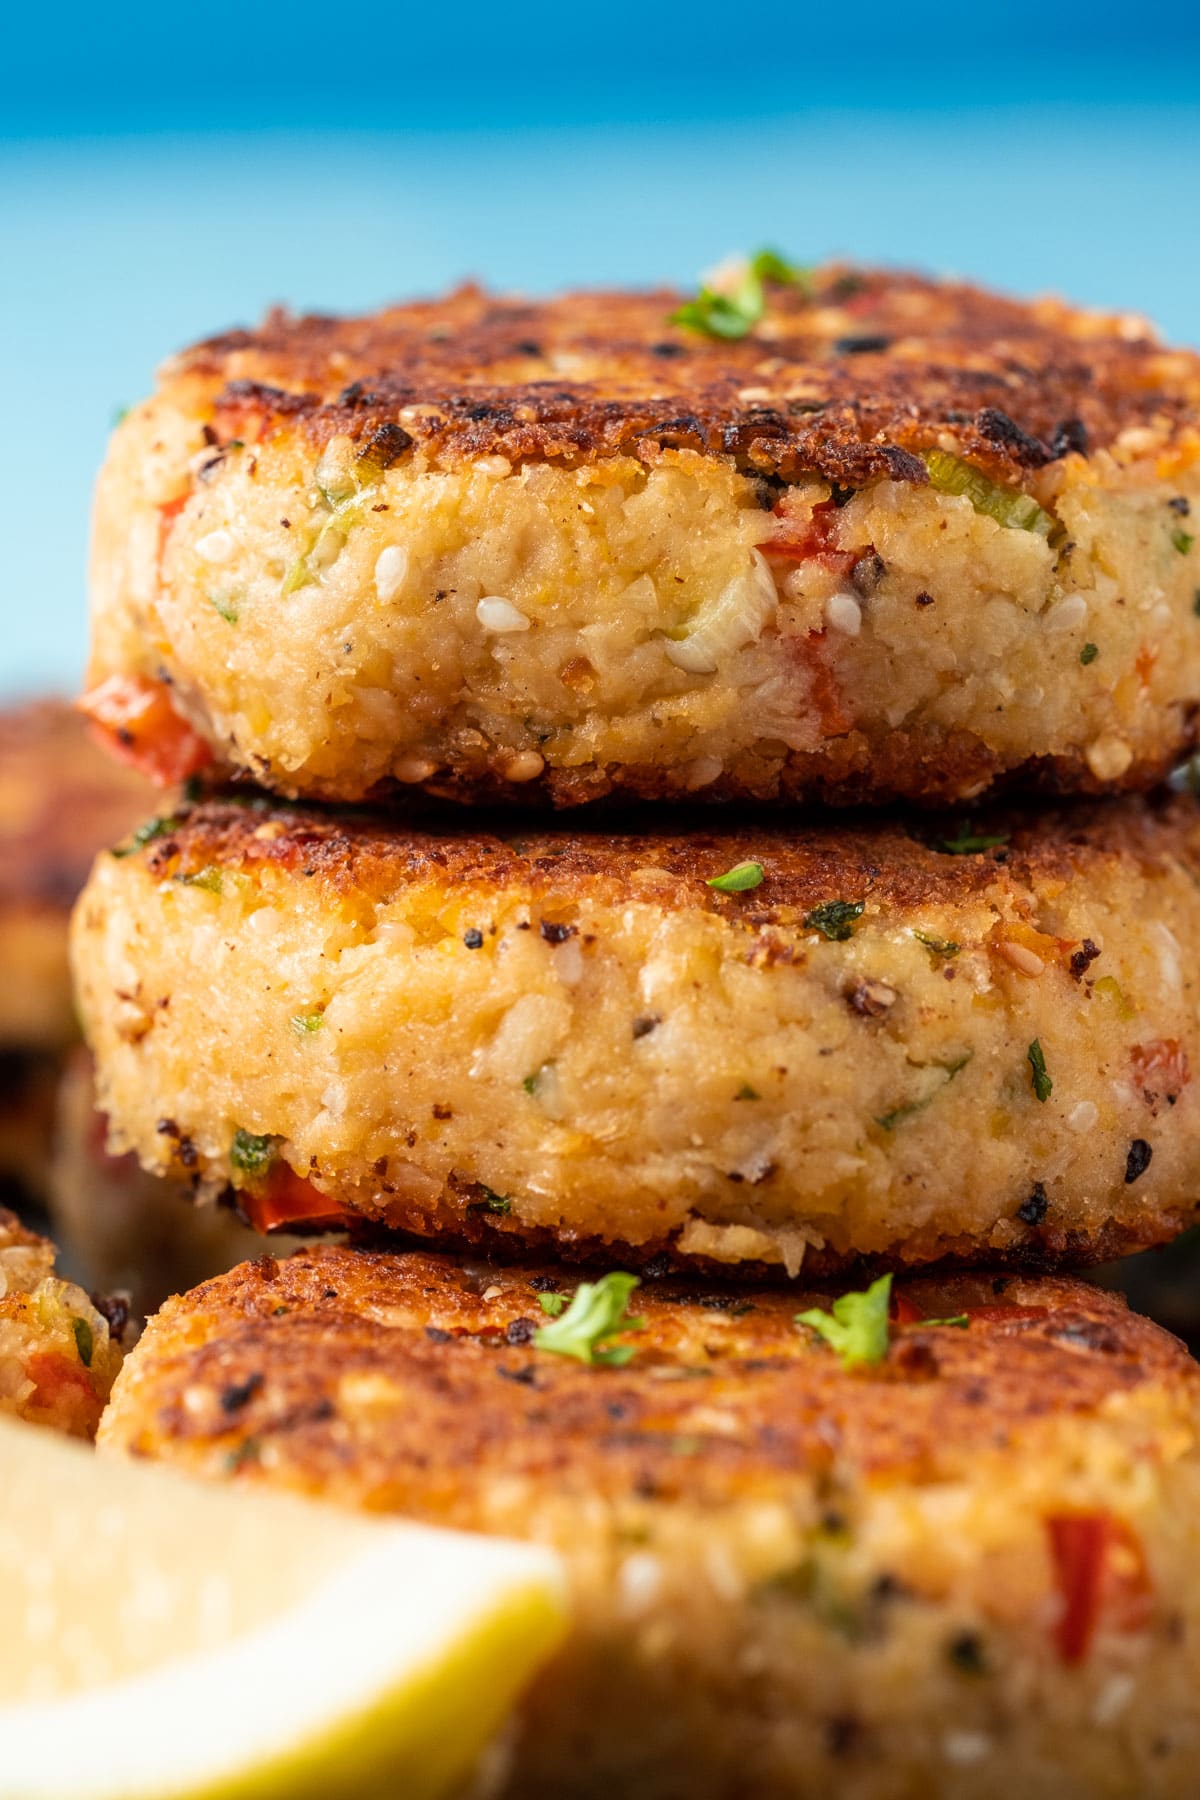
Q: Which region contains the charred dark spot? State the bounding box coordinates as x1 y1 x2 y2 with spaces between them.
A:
632 1013 661 1039
92 1292 131 1343
539 920 577 945
511 340 543 357
432 1103 453 1120
641 1254 673 1281
220 1372 264 1413
337 380 384 408
1168 496 1191 517
975 406 1051 466
825 1717 862 1758
650 341 686 357
835 335 891 355
505 1317 536 1345
915 590 935 607
947 1631 987 1674
845 977 897 1019
1070 938 1101 980
892 1339 939 1378
463 928 484 949
1017 1182 1049 1225
851 550 886 598
529 1274 559 1293
496 1363 537 1386
425 1326 453 1344
1050 417 1089 458
992 1276 1011 1295
1125 1139 1153 1184
357 421 413 467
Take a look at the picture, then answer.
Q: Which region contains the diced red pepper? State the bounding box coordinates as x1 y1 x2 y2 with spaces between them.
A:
890 1291 926 1325
26 1351 102 1435
1046 1512 1152 1665
238 1164 354 1235
1130 1039 1190 1106
962 1303 1050 1324
79 674 215 787
763 499 859 576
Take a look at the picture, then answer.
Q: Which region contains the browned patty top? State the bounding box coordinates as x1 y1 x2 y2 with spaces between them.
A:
168 268 1200 489
0 700 152 913
126 791 1200 926
104 1245 1197 1509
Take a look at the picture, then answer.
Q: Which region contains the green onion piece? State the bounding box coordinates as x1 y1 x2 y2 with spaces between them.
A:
208 590 240 624
1080 642 1099 664
179 866 223 893
1172 528 1194 555
707 860 764 893
72 1318 94 1367
111 814 179 858
796 1273 892 1368
291 1012 324 1035
875 1052 972 1131
913 929 961 958
803 899 864 941
939 828 1010 855
533 1272 645 1367
480 1189 511 1215
1027 1039 1053 1103
749 248 812 290
230 1129 274 1177
917 1314 970 1329
922 450 1055 537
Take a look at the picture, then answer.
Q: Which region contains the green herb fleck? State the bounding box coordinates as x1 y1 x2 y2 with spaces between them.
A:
538 1293 567 1317
1027 1039 1053 1103
179 866 224 893
913 930 961 958
112 814 179 858
1172 528 1195 555
749 247 812 290
1094 975 1134 1021
112 405 129 427
480 1189 511 1215
875 1052 972 1130
533 1272 645 1367
72 1317 94 1367
208 590 240 624
522 1073 539 1094
803 899 864 941
670 249 807 341
706 859 764 893
917 1314 970 1329
939 827 1010 855
734 1083 761 1101
225 1438 262 1473
1080 642 1099 665
290 1012 324 1036
230 1129 274 1177
796 1273 892 1368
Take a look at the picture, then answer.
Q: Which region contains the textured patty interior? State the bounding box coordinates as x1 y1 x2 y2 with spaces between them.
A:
73 793 1200 1272
99 1245 1200 1800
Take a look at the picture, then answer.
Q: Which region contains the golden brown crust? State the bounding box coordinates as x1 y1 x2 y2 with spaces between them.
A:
177 271 1200 487
101 1244 1197 1505
138 789 1200 925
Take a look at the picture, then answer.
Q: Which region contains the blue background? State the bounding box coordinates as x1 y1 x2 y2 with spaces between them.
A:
3 2 1199 695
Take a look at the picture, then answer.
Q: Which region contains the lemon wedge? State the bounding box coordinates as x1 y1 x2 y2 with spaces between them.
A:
0 1416 566 1800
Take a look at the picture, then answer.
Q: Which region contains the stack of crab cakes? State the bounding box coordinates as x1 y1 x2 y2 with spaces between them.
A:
75 258 1200 1796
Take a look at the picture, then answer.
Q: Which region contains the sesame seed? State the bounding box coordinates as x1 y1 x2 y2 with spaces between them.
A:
1044 594 1088 633
997 940 1045 976
1068 1100 1099 1133
374 545 409 603
477 596 531 634
824 592 862 636
502 750 545 783
1085 735 1134 781
394 755 438 784
195 527 234 564
552 938 584 986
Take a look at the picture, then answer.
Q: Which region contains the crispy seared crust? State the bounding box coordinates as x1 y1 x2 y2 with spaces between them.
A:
179 272 1200 485
138 790 1200 922
101 1244 1195 1502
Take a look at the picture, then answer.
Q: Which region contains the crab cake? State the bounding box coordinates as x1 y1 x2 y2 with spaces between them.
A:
0 700 152 1216
73 792 1200 1275
0 1207 123 1437
99 1244 1200 1800
84 265 1200 810
48 1050 304 1325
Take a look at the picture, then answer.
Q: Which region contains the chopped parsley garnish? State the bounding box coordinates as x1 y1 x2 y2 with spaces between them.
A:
112 814 179 858
1080 642 1099 665
230 1129 274 1177
796 1273 892 1369
522 1073 539 1094
1027 1039 1053 1103
670 248 809 341
734 1083 761 1100
532 1272 645 1367
538 1293 566 1317
72 1317 94 1367
1171 528 1195 555
938 827 1010 855
803 899 864 941
290 1012 324 1035
913 929 961 958
875 1051 972 1130
706 859 764 893
480 1189 511 1215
